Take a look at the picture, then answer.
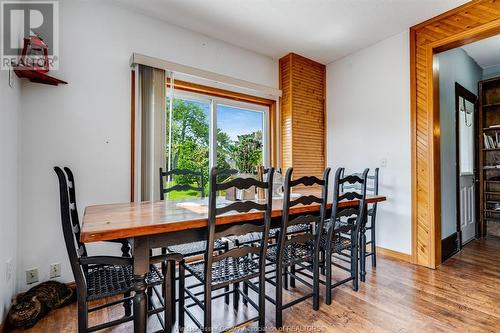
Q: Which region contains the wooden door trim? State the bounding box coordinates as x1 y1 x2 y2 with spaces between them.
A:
410 0 500 268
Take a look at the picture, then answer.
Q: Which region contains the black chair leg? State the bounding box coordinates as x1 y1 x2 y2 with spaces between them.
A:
290 264 296 288
163 260 173 333
170 260 176 322
77 297 88 333
242 281 249 305
325 249 333 305
179 261 185 332
147 286 153 310
123 291 132 316
203 285 212 332
360 231 366 282
225 285 230 305
283 266 289 290
371 224 377 267
312 256 320 311
320 249 326 275
351 237 359 291
258 275 266 330
275 264 283 328
233 282 240 310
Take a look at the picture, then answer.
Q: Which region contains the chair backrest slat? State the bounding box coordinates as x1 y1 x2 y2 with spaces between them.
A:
159 167 205 199
340 168 379 196
329 168 369 238
276 167 330 262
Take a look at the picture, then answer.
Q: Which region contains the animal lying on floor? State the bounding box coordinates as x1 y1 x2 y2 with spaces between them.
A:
7 281 75 329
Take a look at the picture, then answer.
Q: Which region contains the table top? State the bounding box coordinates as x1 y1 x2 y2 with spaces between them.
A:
81 192 386 243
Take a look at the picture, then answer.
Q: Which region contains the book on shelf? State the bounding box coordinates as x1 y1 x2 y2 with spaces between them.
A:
484 165 500 170
484 133 500 149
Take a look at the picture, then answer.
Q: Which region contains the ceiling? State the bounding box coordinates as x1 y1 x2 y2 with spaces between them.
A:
462 34 500 69
112 0 468 64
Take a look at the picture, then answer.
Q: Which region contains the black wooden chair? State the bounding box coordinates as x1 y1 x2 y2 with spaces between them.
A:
341 168 380 270
54 167 173 332
260 167 330 328
321 168 368 305
178 167 274 331
159 167 231 312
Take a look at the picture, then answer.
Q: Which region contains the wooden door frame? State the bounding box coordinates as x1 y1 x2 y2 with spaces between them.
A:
410 0 500 268
454 83 479 252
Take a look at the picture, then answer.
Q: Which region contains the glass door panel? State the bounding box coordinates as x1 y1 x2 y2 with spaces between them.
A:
165 95 210 198
215 103 266 174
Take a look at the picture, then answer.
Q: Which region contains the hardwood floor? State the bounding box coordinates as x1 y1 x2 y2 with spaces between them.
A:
6 237 500 332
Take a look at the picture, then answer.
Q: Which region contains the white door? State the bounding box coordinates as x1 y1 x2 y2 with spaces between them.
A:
458 96 476 245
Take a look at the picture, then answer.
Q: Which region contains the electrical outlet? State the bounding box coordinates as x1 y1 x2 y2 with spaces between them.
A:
381 158 387 168
26 268 39 284
5 258 13 282
50 263 61 279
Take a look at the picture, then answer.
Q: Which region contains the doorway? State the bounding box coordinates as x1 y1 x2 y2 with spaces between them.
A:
410 2 500 268
455 83 478 248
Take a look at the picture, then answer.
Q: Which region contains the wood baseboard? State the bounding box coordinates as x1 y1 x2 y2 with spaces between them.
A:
376 246 412 263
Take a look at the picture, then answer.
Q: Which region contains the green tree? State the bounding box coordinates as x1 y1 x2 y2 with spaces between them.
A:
230 131 263 174
166 99 210 191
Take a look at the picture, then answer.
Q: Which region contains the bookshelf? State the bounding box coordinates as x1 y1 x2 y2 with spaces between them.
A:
479 76 500 238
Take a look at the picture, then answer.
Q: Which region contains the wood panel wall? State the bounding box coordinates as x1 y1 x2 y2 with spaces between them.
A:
410 0 500 268
279 53 326 179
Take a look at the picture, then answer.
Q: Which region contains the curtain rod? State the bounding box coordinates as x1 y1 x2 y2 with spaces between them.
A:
130 53 282 98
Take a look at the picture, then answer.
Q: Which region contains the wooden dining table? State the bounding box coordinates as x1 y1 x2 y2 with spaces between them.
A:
81 192 386 333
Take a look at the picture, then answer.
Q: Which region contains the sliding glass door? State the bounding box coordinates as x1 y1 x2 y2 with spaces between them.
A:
164 90 269 197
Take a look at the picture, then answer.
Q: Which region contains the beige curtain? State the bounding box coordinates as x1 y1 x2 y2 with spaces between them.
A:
138 65 165 201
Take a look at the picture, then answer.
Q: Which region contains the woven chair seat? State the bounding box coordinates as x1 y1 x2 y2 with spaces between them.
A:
318 234 352 252
185 256 260 287
269 223 312 237
168 239 226 256
266 242 314 266
85 264 162 301
230 223 312 246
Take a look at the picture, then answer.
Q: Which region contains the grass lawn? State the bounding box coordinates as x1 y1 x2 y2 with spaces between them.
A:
164 180 206 200
165 189 203 200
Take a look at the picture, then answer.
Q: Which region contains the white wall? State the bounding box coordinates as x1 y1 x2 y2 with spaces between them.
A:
0 70 20 322
326 31 411 254
17 0 277 291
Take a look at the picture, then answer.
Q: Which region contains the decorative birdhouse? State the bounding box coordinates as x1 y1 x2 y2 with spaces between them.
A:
13 35 67 86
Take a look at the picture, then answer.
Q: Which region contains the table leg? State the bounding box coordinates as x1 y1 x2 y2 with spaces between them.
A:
133 237 149 333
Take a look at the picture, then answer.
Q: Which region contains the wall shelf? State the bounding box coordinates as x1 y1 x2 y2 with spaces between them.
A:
13 65 67 86
483 102 500 108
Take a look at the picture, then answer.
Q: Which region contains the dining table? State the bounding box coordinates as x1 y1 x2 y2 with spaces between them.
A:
81 191 386 333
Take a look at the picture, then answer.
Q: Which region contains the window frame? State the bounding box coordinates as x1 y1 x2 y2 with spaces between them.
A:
130 74 278 201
